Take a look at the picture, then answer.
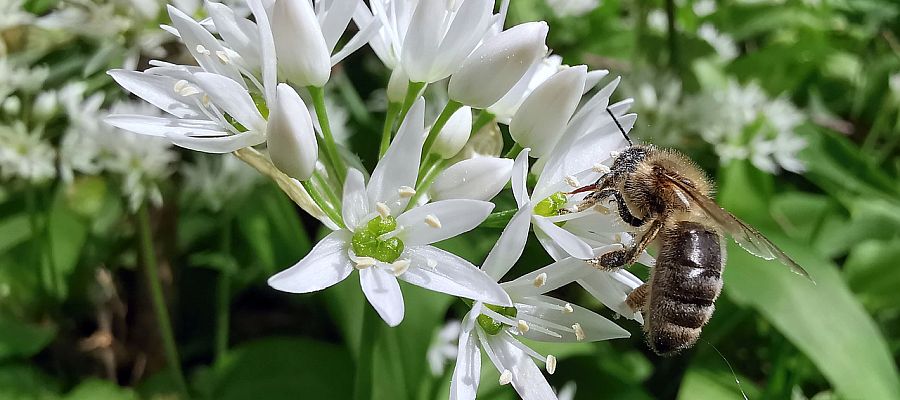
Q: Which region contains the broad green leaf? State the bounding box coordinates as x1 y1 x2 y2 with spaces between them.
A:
0 316 56 361
843 239 900 311
724 237 900 399
770 192 834 243
678 369 760 400
65 379 137 400
801 129 899 200
0 215 31 255
208 337 354 399
0 363 59 400
47 191 88 298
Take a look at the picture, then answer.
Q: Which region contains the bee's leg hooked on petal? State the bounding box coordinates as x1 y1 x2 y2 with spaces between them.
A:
587 218 662 270
625 283 650 313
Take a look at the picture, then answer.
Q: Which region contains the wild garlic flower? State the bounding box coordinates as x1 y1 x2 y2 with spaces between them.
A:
0 122 56 184
267 99 511 326
451 253 630 400
545 0 600 18
181 154 260 212
427 320 463 377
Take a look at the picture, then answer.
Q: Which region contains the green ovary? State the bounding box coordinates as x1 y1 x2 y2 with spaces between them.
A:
477 304 518 335
533 191 568 217
351 216 404 263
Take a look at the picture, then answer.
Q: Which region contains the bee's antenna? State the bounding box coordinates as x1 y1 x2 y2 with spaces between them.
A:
606 107 633 146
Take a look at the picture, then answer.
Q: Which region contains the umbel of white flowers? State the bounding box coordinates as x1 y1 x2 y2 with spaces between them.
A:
103 1 650 399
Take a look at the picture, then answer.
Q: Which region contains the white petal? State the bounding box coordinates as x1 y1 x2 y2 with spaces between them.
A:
577 269 645 321
267 83 318 180
430 0 494 81
403 246 512 306
510 66 587 157
192 72 266 133
318 0 357 52
397 199 493 246
104 114 224 138
247 0 276 103
271 0 331 87
450 309 482 400
206 1 260 68
516 295 630 342
501 256 597 298
367 97 425 214
483 334 557 400
432 106 472 159
448 22 548 108
342 168 370 230
359 267 405 326
583 69 609 93
168 131 265 153
167 5 244 85
534 228 570 262
330 15 382 66
107 70 201 118
533 216 593 259
429 157 513 201
482 205 532 281
268 230 353 293
511 147 531 207
400 0 443 82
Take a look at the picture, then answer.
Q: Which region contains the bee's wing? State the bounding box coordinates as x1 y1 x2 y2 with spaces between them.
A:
663 173 812 281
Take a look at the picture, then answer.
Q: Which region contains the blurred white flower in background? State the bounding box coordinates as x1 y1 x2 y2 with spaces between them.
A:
0 122 56 184
697 23 738 61
181 154 260 212
427 319 462 376
546 0 600 18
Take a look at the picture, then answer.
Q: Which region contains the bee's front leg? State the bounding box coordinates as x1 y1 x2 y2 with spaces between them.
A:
587 218 662 270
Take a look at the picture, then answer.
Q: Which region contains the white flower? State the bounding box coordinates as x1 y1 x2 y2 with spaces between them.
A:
509 66 589 157
697 23 738 61
401 0 496 83
546 0 599 17
0 122 56 184
272 0 380 87
451 249 631 400
181 154 261 212
267 99 511 326
266 83 318 180
448 22 549 108
427 320 462 376
429 157 513 202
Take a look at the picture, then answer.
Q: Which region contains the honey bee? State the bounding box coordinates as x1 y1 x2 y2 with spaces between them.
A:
571 109 812 356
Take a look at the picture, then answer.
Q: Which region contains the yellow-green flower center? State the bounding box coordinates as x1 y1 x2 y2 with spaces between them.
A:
351 216 404 263
533 191 568 217
477 304 518 335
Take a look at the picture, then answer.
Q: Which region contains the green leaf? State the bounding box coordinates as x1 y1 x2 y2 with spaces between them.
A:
724 237 900 399
207 337 354 400
47 191 88 298
0 363 59 400
64 379 137 400
0 316 56 361
678 368 760 400
801 129 899 200
843 239 900 311
0 215 31 255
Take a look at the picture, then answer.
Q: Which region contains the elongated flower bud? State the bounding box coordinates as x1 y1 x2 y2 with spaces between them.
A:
433 106 472 159
448 22 549 108
430 157 513 201
271 0 331 87
267 84 318 180
510 66 587 157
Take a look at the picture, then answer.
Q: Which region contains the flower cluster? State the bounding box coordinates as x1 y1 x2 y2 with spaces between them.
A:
105 0 654 398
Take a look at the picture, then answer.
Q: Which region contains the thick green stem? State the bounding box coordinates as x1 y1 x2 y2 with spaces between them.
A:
472 110 495 134
137 205 189 397
399 81 427 122
504 143 524 159
421 100 464 161
479 209 517 228
308 86 347 185
353 305 380 400
379 102 401 159
215 217 232 363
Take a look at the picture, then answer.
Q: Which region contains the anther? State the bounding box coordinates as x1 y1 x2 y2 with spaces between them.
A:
425 214 442 228
592 163 610 173
517 320 529 334
572 323 585 341
201 94 211 106
376 202 391 218
391 259 410 276
215 50 230 63
354 256 377 269
533 273 547 288
498 370 512 385
546 355 557 375
564 175 580 187
562 303 574 313
398 186 416 198
195 44 210 55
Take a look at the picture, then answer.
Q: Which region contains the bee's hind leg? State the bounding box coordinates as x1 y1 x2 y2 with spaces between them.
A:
625 283 650 313
587 218 663 270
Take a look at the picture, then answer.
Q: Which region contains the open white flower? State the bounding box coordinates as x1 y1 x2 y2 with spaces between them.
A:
267 99 511 326
451 249 631 400
0 122 56 184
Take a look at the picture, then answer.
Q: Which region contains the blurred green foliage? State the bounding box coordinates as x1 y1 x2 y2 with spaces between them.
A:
1 0 899 399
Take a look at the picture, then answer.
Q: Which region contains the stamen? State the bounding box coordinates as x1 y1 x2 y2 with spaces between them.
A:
398 186 416 198
424 214 442 228
391 259 410 276
174 79 188 92
195 44 210 55
564 175 580 187
201 94 211 107
533 273 547 288
546 355 557 374
563 303 574 313
353 256 377 269
572 323 585 341
517 320 529 334
592 163 611 173
376 202 391 218
215 50 230 63
516 315 563 338
498 370 512 385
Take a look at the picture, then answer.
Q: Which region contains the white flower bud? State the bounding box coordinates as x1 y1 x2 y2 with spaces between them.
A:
433 106 472 159
448 22 549 108
2 96 21 115
429 157 513 201
33 91 57 121
267 84 318 181
510 65 587 157
271 0 331 87
387 67 410 104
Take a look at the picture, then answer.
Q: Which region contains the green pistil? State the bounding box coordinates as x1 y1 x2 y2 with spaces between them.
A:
351 216 404 263
533 192 568 217
477 304 518 335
